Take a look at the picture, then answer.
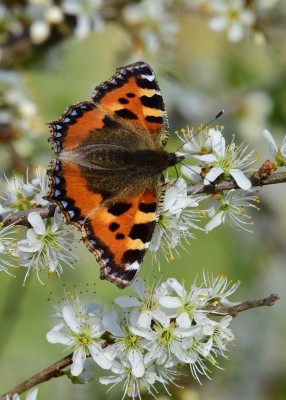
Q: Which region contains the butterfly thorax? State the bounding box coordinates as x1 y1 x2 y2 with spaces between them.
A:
68 146 184 174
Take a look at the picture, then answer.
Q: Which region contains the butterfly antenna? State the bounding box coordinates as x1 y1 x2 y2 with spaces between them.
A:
175 110 224 153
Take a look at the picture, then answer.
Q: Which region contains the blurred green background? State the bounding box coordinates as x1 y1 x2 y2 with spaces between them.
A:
0 2 286 399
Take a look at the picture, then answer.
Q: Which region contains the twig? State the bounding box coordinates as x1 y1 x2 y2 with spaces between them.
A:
0 293 279 398
206 293 280 317
187 171 286 195
0 205 56 227
0 171 285 227
0 354 73 399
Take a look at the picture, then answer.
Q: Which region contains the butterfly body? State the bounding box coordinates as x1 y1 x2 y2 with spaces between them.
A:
47 62 183 288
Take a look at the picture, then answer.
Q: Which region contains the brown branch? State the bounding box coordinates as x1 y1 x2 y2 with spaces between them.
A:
0 171 285 227
0 205 56 227
187 171 286 195
0 353 73 400
0 293 279 398
206 293 280 317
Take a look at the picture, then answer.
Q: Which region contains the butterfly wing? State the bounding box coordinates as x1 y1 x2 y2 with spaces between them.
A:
47 62 169 288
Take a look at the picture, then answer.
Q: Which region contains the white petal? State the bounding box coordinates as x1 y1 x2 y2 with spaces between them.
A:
114 296 141 308
167 277 186 298
208 16 228 31
263 129 278 156
211 130 225 156
152 309 171 326
26 387 38 400
181 165 201 182
204 167 224 184
27 212 46 235
205 210 224 231
228 22 244 41
102 313 124 337
71 347 86 376
128 349 145 378
46 331 74 346
130 277 146 298
159 295 181 309
62 306 80 333
229 169 252 190
89 343 112 370
137 310 152 328
171 341 192 363
176 312 191 329
193 154 217 163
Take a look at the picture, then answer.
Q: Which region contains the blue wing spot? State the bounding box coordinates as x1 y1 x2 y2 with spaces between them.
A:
68 210 75 219
54 189 62 198
70 109 78 116
60 200 69 208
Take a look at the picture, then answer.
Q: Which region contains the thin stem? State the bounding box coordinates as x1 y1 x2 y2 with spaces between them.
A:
0 171 285 227
0 354 73 399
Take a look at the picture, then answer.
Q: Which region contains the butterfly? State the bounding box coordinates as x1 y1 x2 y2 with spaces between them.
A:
47 61 184 288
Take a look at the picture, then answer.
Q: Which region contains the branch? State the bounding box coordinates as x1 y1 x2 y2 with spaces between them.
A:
0 354 73 400
0 205 56 227
206 293 280 317
187 170 286 194
0 293 279 398
0 171 285 227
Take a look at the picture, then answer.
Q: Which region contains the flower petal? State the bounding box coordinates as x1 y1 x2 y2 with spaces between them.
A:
204 167 224 184
26 387 38 400
27 212 46 235
62 306 80 333
128 349 145 378
263 129 278 156
89 343 112 370
114 295 141 308
205 210 224 231
229 169 252 190
71 347 86 376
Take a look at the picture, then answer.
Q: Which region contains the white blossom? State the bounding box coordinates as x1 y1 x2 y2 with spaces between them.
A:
208 0 256 42
17 210 76 283
263 129 286 166
0 223 19 275
0 168 49 213
149 178 204 262
47 295 111 376
47 275 238 397
114 277 172 328
205 189 259 232
183 129 256 190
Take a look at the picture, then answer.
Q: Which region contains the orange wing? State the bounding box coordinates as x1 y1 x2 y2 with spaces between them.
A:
47 159 159 288
92 62 169 144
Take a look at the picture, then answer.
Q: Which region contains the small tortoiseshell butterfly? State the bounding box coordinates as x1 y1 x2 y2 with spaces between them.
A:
47 61 183 288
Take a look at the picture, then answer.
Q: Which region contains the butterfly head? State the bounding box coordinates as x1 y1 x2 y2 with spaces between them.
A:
167 152 185 168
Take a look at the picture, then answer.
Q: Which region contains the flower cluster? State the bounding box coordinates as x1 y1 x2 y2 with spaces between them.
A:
0 70 42 153
181 127 257 190
17 210 76 284
0 168 49 214
0 169 77 281
47 275 239 398
149 177 205 262
0 0 280 55
176 126 260 232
